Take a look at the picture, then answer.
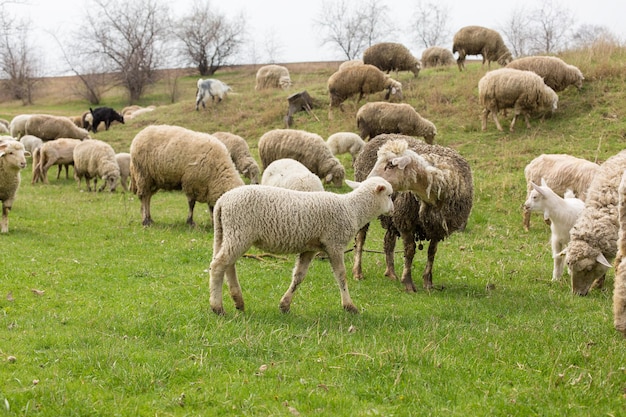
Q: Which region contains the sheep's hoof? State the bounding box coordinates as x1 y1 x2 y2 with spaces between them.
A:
211 306 226 315
343 304 359 314
384 269 398 281
279 303 291 313
403 282 417 293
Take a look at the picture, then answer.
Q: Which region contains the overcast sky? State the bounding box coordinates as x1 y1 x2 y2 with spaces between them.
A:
7 0 626 76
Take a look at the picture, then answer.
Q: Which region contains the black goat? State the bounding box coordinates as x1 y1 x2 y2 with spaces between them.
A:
89 107 124 133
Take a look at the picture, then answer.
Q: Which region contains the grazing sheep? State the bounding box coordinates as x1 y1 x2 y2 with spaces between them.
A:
209 176 394 315
212 131 260 184
0 119 9 129
354 135 473 291
522 154 599 231
0 123 8 134
261 158 324 192
613 170 626 336
326 132 365 166
9 114 32 139
0 139 29 233
453 25 513 71
478 68 558 132
25 114 90 141
34 138 81 184
73 139 120 192
363 42 422 77
123 106 156 120
356 101 437 144
114 152 130 192
19 134 43 155
327 64 403 111
338 59 364 71
195 79 232 110
258 129 345 188
129 125 244 226
255 64 293 90
81 111 93 131
89 107 124 133
506 56 584 92
421 46 455 68
564 150 626 295
523 179 585 281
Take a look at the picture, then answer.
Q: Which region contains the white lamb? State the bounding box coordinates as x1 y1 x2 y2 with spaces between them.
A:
209 176 394 315
523 179 585 281
326 132 365 166
0 139 30 233
261 158 324 192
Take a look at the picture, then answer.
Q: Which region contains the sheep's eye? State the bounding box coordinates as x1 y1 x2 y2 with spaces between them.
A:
385 161 395 170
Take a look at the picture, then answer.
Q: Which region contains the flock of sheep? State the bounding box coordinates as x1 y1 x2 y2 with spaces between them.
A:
3 24 626 335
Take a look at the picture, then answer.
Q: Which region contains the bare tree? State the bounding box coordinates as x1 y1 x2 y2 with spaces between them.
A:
315 0 392 60
500 6 533 57
529 0 576 54
80 0 172 103
571 24 618 49
174 0 245 76
411 1 452 48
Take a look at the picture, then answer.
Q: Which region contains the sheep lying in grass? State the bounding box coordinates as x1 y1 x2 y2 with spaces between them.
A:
258 129 345 188
356 101 437 144
255 65 292 90
506 55 584 92
363 42 421 77
613 170 626 336
326 132 365 166
522 154 599 231
524 179 585 281
25 114 90 141
212 131 260 184
73 139 120 192
0 139 30 233
208 176 394 315
564 149 626 295
478 68 558 132
34 138 82 184
354 134 473 291
261 158 324 192
452 25 512 71
130 125 244 226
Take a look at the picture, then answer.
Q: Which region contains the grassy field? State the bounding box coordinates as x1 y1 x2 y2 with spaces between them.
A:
2 44 626 416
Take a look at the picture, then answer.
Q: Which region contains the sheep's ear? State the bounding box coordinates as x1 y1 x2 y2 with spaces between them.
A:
597 252 613 268
555 248 567 258
324 173 334 183
345 179 360 189
24 151 31 158
392 155 411 170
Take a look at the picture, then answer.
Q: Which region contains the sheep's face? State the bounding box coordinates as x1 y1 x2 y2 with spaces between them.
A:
565 240 612 295
0 142 29 170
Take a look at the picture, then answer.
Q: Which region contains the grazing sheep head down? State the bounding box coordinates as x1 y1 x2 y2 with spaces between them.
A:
564 239 613 295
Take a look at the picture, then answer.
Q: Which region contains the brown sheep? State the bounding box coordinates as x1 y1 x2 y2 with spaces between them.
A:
452 25 513 71
363 42 421 77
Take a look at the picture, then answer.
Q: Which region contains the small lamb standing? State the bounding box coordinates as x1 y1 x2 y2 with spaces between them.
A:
452 25 513 71
506 56 584 92
523 179 585 281
564 149 626 295
255 65 293 90
522 153 599 231
261 158 324 192
73 139 120 192
129 125 244 226
195 79 232 110
0 139 30 233
326 132 365 166
356 101 437 144
363 42 422 77
478 68 558 132
208 176 394 315
258 129 345 187
613 170 626 336
212 131 260 184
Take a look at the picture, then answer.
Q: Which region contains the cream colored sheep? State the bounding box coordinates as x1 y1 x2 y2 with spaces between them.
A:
327 64 403 111
356 101 437 144
453 25 512 71
255 65 292 90
114 152 130 192
212 131 260 184
0 139 29 233
9 114 33 139
35 138 81 184
613 170 626 336
506 56 584 92
326 132 365 166
73 139 120 192
25 114 90 141
338 59 364 71
261 158 324 192
363 42 421 77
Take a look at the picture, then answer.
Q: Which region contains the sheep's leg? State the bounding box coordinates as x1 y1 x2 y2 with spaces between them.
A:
85 177 92 192
491 109 504 131
56 165 62 180
523 205 531 231
64 164 70 179
383 228 398 281
327 248 358 313
481 109 490 131
280 251 317 313
186 198 197 227
523 113 532 129
400 232 418 293
209 255 233 315
423 239 440 290
224 263 244 311
351 224 369 280
1 204 10 233
139 192 153 226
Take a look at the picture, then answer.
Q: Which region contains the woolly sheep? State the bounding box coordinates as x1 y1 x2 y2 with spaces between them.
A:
123 106 156 120
356 101 437 144
564 149 626 295
19 134 43 154
506 56 584 92
613 170 626 336
212 131 260 184
73 139 120 192
356 135 473 291
452 25 513 71
0 123 8 134
114 152 130 192
261 158 324 192
209 176 394 315
522 154 599 231
196 79 232 110
421 46 455 68
363 42 421 77
0 119 8 129
326 132 365 166
255 65 293 90
258 129 345 188
129 125 244 226
338 59 364 71
523 179 585 281
9 114 33 139
327 64 403 111
0 139 29 233
25 114 90 141
121 105 142 117
478 68 558 132
34 138 81 184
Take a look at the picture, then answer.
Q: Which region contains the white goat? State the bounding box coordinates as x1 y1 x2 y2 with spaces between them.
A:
195 78 232 110
524 179 585 281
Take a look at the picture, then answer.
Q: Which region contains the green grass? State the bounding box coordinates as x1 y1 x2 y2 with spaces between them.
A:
2 46 626 415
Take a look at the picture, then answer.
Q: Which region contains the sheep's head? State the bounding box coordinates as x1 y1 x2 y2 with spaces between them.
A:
497 51 513 66
323 159 346 187
0 140 29 170
384 79 403 101
564 239 613 295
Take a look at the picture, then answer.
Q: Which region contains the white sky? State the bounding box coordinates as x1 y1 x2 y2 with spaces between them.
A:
7 0 626 76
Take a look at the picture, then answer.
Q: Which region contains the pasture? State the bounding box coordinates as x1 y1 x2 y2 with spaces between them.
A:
2 44 626 415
